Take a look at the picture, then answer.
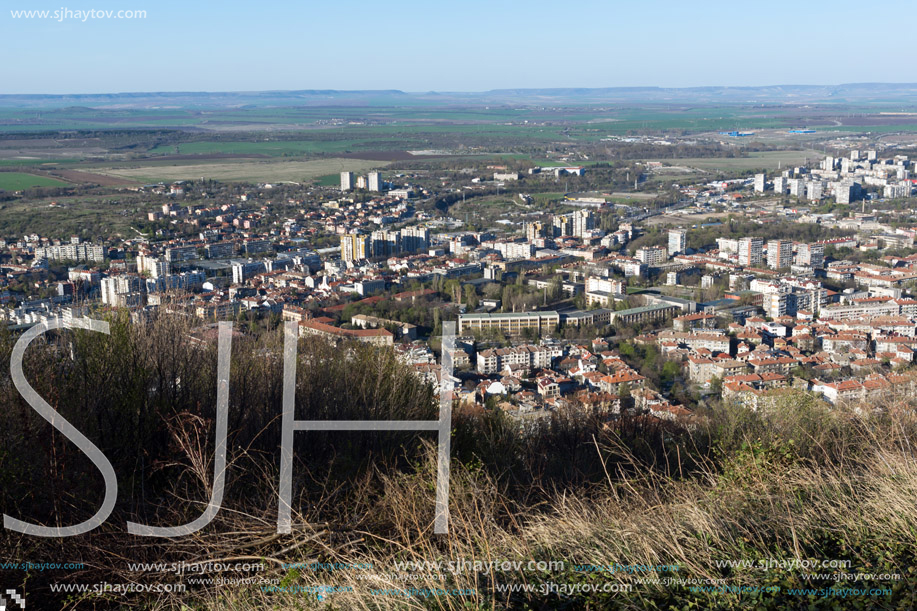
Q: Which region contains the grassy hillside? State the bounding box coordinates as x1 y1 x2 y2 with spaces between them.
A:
0 315 915 609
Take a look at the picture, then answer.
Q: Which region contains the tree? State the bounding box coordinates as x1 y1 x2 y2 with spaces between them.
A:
574 292 587 310
709 376 723 395
463 285 479 310
547 276 562 301
661 361 680 387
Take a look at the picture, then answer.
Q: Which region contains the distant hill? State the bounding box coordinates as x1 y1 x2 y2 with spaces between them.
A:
2 83 916 109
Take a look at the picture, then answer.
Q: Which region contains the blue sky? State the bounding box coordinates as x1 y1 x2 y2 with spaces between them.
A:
2 0 915 94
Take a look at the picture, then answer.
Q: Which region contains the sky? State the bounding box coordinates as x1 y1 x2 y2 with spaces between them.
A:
2 0 916 94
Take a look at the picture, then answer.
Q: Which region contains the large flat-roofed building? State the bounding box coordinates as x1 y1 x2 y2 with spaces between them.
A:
300 319 393 346
35 242 107 263
204 241 235 259
457 311 560 335
164 245 199 263
608 303 680 326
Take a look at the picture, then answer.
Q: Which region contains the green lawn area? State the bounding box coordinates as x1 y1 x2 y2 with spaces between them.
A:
0 172 69 190
314 173 341 187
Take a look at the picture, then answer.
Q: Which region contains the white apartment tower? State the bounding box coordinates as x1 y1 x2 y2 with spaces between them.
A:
738 237 764 267
795 243 824 268
668 229 687 256
636 245 667 266
773 176 787 194
766 240 793 270
571 209 595 238
368 171 382 192
340 171 354 192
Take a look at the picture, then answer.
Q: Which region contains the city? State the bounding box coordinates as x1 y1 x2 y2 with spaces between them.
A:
3 0 917 608
4 145 917 424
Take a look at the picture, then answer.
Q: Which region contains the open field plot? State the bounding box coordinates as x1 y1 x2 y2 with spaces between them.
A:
46 169 139 186
0 195 152 239
2 101 917 137
0 158 80 167
145 138 409 157
644 211 732 227
92 157 387 183
646 149 824 173
0 171 70 190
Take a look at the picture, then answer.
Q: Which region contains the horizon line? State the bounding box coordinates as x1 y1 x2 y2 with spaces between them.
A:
3 82 917 98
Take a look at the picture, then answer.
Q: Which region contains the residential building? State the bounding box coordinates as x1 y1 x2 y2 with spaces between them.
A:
368 171 382 192
767 240 793 270
340 233 370 263
795 243 824 268
400 226 431 253
457 311 560 335
340 171 354 192
636 245 667 266
738 237 764 267
668 229 687 256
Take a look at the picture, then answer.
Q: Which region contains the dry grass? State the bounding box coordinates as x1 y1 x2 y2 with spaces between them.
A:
92 158 387 183
188 397 917 610
4 317 917 609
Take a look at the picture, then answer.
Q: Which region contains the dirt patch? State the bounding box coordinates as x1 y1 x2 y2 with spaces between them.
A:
334 150 429 161
142 153 272 162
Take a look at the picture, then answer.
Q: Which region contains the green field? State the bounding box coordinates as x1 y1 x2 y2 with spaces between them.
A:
314 173 341 187
147 138 398 157
0 172 69 190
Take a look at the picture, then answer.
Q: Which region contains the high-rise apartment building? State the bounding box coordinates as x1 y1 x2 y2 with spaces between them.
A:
400 226 431 253
767 240 793 270
636 245 667 266
738 237 764 267
795 243 824 268
340 171 354 192
340 233 369 263
368 171 382 192
571 210 595 238
668 229 687 256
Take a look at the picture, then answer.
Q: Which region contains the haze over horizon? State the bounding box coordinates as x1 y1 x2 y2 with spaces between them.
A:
3 0 915 95
4 82 917 97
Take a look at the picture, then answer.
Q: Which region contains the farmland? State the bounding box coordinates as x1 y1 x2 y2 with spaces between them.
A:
145 138 399 157
0 171 69 191
92 157 387 183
